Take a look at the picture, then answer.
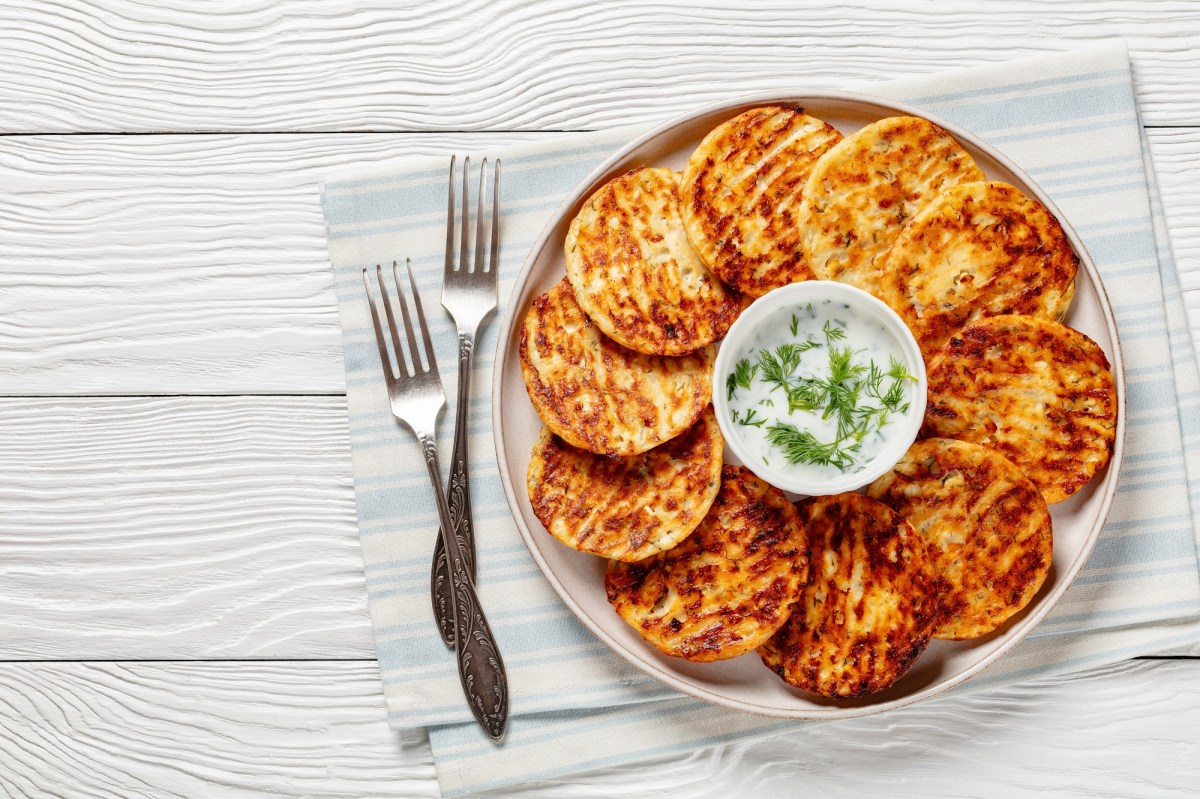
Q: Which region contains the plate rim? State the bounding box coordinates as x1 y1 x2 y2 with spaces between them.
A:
491 89 1127 720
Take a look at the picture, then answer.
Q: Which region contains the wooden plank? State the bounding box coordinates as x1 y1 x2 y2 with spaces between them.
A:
0 661 433 798
0 396 371 659
1148 128 1200 293
0 132 546 395
1 394 1197 661
0 658 1196 797
0 128 1197 395
0 1 1198 132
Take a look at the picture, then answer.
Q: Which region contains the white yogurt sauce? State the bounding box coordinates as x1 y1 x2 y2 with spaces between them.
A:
724 299 918 482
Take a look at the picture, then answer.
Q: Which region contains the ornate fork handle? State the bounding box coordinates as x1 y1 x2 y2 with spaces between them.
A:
431 330 477 647
420 432 508 740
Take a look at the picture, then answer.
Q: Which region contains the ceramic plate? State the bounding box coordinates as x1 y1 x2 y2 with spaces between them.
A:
491 92 1126 720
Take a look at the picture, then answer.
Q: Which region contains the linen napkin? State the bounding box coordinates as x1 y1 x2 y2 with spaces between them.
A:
321 42 1200 796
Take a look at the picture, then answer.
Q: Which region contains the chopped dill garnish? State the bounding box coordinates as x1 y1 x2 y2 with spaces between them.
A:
823 320 847 342
727 317 915 473
887 355 917 382
765 422 857 471
733 408 766 428
726 357 757 400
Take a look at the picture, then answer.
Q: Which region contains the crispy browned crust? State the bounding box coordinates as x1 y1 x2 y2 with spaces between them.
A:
868 438 1053 639
922 315 1117 504
566 167 742 355
519 278 713 456
880 181 1078 361
800 115 985 298
605 465 809 662
680 106 843 297
759 492 940 698
527 407 724 562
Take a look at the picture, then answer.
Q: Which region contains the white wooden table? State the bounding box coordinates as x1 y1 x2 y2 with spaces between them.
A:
1 2 1198 796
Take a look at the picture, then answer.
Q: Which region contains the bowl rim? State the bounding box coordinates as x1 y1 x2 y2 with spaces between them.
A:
711 280 928 495
491 89 1127 720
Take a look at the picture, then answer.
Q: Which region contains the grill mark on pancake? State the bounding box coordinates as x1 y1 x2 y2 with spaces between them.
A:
760 492 940 699
922 315 1117 504
527 407 724 562
681 106 843 297
881 181 1078 360
605 465 808 662
520 278 712 456
566 167 741 356
868 438 1053 639
800 115 985 298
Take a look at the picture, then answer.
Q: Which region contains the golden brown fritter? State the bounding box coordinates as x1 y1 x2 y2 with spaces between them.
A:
800 115 985 298
880 181 1078 361
605 465 809 662
519 278 713 456
759 492 941 698
527 407 723 562
680 106 843 297
922 315 1117 504
565 167 742 356
868 438 1053 639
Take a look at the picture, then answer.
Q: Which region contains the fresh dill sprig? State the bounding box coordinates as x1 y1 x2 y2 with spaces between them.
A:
757 344 799 390
887 355 917 382
728 318 915 473
823 320 847 342
733 408 766 428
726 357 757 400
765 422 857 470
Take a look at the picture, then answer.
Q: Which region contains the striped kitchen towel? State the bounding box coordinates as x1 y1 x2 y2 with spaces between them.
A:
320 42 1200 796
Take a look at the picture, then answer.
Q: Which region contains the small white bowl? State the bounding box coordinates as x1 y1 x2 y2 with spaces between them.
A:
712 280 928 496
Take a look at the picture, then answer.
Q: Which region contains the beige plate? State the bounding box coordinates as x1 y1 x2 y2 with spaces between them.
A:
491 92 1126 720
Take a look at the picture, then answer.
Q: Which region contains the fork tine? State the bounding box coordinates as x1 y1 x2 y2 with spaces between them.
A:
403 258 439 375
459 156 471 273
488 159 501 274
444 155 457 277
361 268 395 382
380 262 421 375
473 158 488 274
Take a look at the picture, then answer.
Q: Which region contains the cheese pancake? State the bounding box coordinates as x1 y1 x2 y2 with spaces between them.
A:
923 315 1117 504
800 116 985 297
868 438 1053 639
881 181 1078 360
759 492 940 699
605 466 808 662
566 167 742 355
680 106 843 297
520 279 713 456
527 407 723 562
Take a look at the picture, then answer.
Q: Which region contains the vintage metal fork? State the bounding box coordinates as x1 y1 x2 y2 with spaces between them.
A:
431 156 501 648
361 259 507 740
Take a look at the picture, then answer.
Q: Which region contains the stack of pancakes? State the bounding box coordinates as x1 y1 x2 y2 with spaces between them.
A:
519 107 1117 699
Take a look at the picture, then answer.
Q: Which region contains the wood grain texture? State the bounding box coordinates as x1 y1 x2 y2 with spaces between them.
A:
522 658 1200 798
0 658 1196 798
0 396 372 660
1147 128 1200 292
0 128 1197 395
0 1 1198 133
1 394 1195 662
0 132 546 395
0 661 435 799
0 5 1195 795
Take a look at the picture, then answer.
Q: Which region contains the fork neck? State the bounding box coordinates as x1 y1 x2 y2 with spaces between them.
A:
418 433 458 548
